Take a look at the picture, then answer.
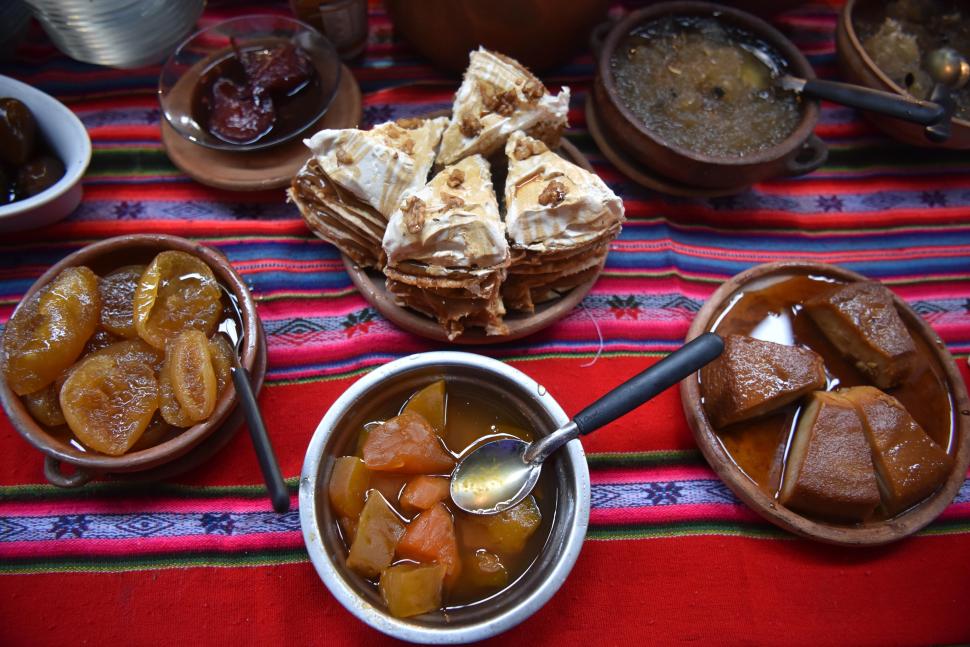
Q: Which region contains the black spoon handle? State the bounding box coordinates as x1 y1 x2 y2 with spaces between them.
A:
232 366 290 513
800 78 944 126
573 332 724 435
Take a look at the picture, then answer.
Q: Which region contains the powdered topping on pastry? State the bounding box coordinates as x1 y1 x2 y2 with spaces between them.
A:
437 48 570 166
504 131 625 250
303 116 447 218
383 154 508 268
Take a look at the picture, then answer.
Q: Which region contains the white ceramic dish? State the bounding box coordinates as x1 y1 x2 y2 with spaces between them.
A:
0 75 91 232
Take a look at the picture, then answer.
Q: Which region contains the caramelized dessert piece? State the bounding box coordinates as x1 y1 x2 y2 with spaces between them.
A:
206 78 275 144
804 281 916 389
240 42 311 94
399 475 451 515
779 391 881 522
3 266 101 395
456 495 542 554
842 386 953 515
402 379 446 431
99 265 146 338
700 334 826 429
347 491 406 578
362 411 456 474
21 383 66 427
166 330 218 422
379 563 445 618
329 456 371 519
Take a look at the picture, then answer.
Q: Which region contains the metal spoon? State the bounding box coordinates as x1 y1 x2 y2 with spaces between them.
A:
219 287 289 513
450 332 724 515
924 47 970 143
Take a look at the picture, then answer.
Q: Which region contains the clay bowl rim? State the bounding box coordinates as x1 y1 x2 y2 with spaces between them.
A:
0 233 260 474
595 0 821 167
680 260 970 546
839 0 969 129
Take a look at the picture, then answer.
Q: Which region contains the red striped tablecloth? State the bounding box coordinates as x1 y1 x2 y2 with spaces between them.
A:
1 1 969 645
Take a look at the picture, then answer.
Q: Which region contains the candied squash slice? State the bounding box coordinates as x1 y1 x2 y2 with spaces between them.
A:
402 379 446 431
133 251 222 350
59 351 160 456
368 472 409 507
464 549 508 590
22 383 66 427
400 475 451 515
347 491 406 578
362 411 456 474
3 266 100 395
329 456 371 519
458 495 541 554
208 334 235 395
396 503 461 587
168 330 218 421
379 563 445 618
99 264 145 338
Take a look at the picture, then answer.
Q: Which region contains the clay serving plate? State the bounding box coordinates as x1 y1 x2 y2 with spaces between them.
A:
0 234 264 487
836 0 970 149
680 261 970 545
341 139 605 344
590 1 827 191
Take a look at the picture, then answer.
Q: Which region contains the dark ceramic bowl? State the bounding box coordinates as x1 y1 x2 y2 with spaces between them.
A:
0 234 261 487
836 0 970 149
591 1 826 190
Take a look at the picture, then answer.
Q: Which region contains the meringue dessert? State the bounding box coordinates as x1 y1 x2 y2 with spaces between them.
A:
289 116 448 269
502 131 625 311
382 154 510 339
436 48 571 166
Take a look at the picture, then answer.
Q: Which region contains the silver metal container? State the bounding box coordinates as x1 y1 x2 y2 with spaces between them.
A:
299 351 591 643
25 0 205 68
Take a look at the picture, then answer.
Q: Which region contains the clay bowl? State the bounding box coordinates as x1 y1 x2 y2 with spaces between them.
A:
836 0 970 149
300 351 589 642
385 0 609 73
680 261 970 545
591 1 827 190
0 234 261 487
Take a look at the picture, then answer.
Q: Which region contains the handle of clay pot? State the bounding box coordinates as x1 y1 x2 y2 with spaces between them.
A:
44 456 94 488
784 134 828 177
589 15 621 59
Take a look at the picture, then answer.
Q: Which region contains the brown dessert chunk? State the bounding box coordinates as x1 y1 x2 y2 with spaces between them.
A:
700 334 826 429
779 391 881 522
804 282 916 388
842 386 953 515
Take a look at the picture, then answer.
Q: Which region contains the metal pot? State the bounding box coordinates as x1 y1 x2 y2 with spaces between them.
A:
299 351 591 643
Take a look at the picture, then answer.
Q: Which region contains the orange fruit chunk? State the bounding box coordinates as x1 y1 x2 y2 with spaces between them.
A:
3 266 100 395
347 490 405 578
400 475 451 516
402 379 446 431
379 563 445 618
457 495 541 555
133 251 222 350
59 350 159 456
99 264 145 338
362 411 455 474
396 502 461 588
328 456 371 519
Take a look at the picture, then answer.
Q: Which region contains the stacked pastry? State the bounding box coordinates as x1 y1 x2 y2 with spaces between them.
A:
382 155 510 339
436 47 571 166
502 131 625 311
289 117 448 269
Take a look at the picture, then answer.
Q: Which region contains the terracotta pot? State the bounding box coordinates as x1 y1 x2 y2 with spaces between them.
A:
591 1 826 190
0 234 261 487
385 0 610 73
836 0 970 149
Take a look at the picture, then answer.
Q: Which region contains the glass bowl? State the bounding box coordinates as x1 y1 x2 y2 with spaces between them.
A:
158 15 341 152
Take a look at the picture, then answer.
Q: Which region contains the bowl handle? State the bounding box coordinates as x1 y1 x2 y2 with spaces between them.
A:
44 457 94 488
784 134 828 177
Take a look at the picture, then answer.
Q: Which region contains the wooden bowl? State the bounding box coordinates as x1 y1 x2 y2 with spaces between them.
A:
836 0 970 149
0 234 262 487
590 1 827 189
384 0 610 73
680 261 970 545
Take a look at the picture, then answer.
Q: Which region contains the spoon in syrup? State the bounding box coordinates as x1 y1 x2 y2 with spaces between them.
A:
450 333 724 515
219 287 289 513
